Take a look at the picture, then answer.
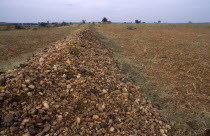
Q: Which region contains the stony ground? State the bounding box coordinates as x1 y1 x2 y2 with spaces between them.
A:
0 26 170 136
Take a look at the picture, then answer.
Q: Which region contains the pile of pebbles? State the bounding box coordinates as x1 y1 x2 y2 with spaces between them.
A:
0 26 171 136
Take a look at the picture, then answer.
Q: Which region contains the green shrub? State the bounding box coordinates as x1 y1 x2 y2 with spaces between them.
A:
127 25 136 30
15 24 25 29
39 22 49 27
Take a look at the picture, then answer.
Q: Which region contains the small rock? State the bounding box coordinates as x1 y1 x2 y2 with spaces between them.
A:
0 93 5 97
102 89 107 94
39 57 45 62
67 84 71 89
160 129 165 134
0 97 3 101
92 115 99 120
29 85 35 89
25 79 30 83
77 74 81 78
36 123 51 136
27 92 33 97
10 126 18 133
39 92 43 95
110 127 115 132
0 78 6 85
166 125 171 130
22 133 30 136
29 125 36 135
76 117 81 124
22 118 30 124
42 101 49 109
57 115 63 121
4 114 14 123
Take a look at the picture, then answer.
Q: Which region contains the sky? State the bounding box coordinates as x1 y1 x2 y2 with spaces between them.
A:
0 0 210 23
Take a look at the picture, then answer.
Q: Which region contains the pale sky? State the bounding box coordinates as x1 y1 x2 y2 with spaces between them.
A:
0 0 210 23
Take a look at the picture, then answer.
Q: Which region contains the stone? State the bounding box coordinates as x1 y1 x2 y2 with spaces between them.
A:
22 118 30 124
92 115 99 120
28 85 35 89
42 101 49 109
67 84 71 89
22 133 30 136
10 126 18 133
25 79 30 83
166 125 171 130
76 117 81 124
39 57 45 62
102 89 107 94
0 93 5 97
36 123 51 136
109 127 115 132
160 129 165 134
27 92 33 97
4 114 14 123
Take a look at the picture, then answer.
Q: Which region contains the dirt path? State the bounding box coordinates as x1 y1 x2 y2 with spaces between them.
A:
0 26 170 136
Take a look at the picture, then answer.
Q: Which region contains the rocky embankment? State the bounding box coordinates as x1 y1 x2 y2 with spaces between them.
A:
0 26 171 136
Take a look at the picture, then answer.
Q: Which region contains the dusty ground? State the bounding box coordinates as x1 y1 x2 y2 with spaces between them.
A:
0 25 80 72
97 23 210 136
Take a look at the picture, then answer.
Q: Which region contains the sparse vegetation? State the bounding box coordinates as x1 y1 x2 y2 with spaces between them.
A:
38 21 50 27
15 24 25 29
127 25 136 30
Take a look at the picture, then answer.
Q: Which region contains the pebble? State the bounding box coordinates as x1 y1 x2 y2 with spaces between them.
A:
29 85 35 89
76 117 81 124
22 133 30 136
27 92 33 97
36 123 51 136
0 96 3 101
39 57 45 62
92 115 99 120
42 101 49 109
10 126 18 132
25 79 30 83
102 89 107 94
160 129 165 134
67 84 71 89
4 114 14 123
166 125 171 130
22 118 30 124
110 127 115 132
0 93 5 97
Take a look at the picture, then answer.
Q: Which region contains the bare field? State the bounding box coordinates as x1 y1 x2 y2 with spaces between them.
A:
0 25 79 71
97 23 210 136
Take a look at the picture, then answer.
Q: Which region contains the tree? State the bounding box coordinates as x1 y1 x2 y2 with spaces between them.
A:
158 20 161 23
135 20 141 23
82 20 86 24
102 17 108 23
